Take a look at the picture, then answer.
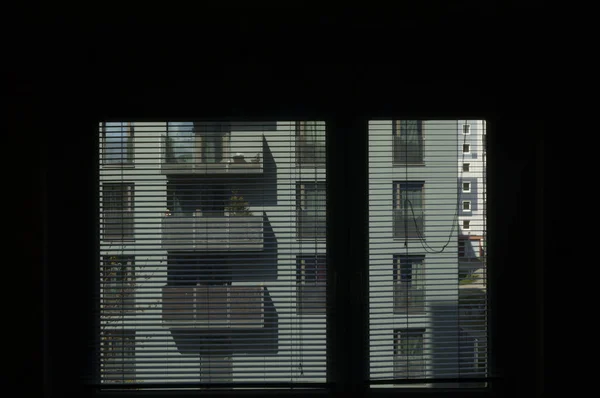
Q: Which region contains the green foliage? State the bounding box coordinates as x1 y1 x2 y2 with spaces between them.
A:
225 190 253 216
459 273 480 285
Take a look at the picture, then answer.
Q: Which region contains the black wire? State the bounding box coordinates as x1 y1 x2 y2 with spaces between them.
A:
402 120 471 254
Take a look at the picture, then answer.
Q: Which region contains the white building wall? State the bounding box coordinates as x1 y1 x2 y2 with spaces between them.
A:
368 120 459 385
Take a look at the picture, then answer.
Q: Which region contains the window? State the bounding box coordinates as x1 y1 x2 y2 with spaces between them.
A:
393 255 425 313
463 182 471 192
102 331 136 383
394 329 425 379
370 120 488 388
393 181 425 239
165 122 231 164
90 118 494 391
98 120 328 387
463 144 470 154
463 124 471 135
463 201 471 211
297 255 327 314
102 183 134 240
393 120 424 165
463 220 471 230
297 182 326 239
101 255 135 313
463 163 470 172
198 121 230 164
103 122 133 165
296 121 325 166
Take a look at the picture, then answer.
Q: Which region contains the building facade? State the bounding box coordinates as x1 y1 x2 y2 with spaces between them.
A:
98 119 486 386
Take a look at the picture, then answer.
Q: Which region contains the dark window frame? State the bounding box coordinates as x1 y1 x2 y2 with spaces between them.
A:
392 120 425 166
295 121 326 167
102 121 134 166
102 182 135 241
393 181 425 240
296 181 327 240
296 254 327 315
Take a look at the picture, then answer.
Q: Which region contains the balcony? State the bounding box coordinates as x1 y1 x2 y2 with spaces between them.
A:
162 285 265 329
162 215 263 251
161 136 263 175
393 209 424 239
394 284 425 314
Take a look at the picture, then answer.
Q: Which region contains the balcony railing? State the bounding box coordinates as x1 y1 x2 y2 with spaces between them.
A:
162 215 263 251
393 209 424 239
162 285 264 329
394 284 425 314
161 136 263 175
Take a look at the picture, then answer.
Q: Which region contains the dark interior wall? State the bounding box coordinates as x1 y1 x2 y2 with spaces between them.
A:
9 4 544 397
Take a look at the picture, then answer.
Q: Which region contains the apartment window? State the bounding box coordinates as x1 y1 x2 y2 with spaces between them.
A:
463 124 471 135
463 182 471 192
463 201 471 211
393 255 425 313
393 181 425 239
101 255 135 312
165 122 194 163
297 255 327 314
463 144 470 154
463 220 471 230
394 329 425 379
198 122 230 164
103 122 133 165
102 183 134 240
102 331 135 383
463 163 470 172
165 122 231 164
296 121 325 166
297 182 326 239
393 120 424 165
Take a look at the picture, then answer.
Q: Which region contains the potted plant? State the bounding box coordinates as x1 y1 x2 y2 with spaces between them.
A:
225 190 253 216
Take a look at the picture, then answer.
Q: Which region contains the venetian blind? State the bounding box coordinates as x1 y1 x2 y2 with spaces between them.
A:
97 121 327 390
368 120 488 388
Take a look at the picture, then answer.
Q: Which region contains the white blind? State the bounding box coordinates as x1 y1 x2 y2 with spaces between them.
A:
97 121 327 389
368 120 488 387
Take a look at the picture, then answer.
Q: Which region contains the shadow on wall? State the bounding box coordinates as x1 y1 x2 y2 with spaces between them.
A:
170 287 279 356
429 301 460 388
261 135 277 206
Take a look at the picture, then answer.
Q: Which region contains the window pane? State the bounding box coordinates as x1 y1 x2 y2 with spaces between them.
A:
98 121 327 387
370 120 487 388
104 122 132 164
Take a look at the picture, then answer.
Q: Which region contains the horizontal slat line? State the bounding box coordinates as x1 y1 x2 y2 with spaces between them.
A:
91 382 332 389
